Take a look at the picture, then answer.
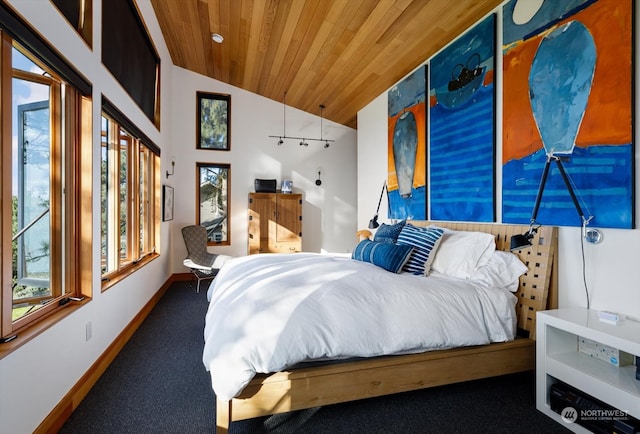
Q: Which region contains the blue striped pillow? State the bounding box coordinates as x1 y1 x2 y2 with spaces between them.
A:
396 225 445 275
352 240 414 273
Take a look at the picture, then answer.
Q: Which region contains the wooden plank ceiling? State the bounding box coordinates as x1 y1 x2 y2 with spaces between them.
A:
150 0 503 129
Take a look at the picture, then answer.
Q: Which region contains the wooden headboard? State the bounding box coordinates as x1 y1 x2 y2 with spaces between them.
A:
409 221 558 339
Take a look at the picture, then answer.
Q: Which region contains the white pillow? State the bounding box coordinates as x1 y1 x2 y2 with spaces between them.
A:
470 250 528 292
430 228 496 279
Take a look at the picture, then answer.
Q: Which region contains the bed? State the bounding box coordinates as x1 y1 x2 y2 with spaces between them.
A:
204 221 558 433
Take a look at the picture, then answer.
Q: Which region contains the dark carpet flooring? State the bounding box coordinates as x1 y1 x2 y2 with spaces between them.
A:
59 281 571 433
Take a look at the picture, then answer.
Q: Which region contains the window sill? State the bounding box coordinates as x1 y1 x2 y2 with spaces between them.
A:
1 253 160 360
0 296 91 361
101 252 160 292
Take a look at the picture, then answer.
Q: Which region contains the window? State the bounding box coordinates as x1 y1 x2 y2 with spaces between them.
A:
101 112 160 285
102 0 159 126
51 0 93 46
197 163 230 245
1 34 92 338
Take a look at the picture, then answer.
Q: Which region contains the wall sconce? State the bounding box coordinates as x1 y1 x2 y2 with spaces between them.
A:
166 158 175 179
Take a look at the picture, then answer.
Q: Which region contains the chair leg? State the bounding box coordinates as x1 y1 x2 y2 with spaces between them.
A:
197 272 218 294
187 271 197 292
188 269 217 294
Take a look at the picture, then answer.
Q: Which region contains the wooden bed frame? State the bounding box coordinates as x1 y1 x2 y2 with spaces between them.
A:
215 221 558 433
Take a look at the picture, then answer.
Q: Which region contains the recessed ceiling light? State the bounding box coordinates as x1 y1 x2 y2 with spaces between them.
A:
211 33 224 43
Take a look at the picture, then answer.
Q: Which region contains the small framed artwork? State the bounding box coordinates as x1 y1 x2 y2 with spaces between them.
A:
196 163 230 245
163 185 174 221
197 91 231 150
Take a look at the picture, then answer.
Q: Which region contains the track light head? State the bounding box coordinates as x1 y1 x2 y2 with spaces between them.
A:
277 138 283 146
324 141 330 149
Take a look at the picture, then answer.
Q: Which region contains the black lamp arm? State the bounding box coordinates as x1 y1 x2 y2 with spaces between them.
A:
374 181 387 215
529 155 553 224
368 181 388 229
511 154 592 252
531 155 590 226
553 156 588 224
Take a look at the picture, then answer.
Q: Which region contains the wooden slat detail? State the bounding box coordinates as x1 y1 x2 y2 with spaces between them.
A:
216 339 535 432
411 221 558 339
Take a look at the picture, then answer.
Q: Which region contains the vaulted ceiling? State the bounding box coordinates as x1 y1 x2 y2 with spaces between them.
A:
150 0 503 129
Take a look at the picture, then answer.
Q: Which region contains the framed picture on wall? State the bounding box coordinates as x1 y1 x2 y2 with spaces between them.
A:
163 185 174 221
502 0 634 229
197 92 231 150
196 162 230 245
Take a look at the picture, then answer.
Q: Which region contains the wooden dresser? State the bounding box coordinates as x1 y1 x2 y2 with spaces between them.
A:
248 193 302 254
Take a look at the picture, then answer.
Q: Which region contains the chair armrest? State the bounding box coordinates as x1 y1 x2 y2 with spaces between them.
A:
212 255 233 269
183 258 213 271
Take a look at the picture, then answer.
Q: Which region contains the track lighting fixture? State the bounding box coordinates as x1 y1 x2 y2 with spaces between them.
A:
269 93 335 148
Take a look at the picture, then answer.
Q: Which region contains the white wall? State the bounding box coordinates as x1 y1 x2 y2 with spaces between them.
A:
168 68 357 273
357 3 640 321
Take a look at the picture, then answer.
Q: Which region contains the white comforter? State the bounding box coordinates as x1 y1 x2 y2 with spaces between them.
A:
202 253 517 401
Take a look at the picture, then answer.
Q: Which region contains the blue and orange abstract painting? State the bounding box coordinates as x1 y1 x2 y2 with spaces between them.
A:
388 65 427 220
429 14 496 222
502 0 634 229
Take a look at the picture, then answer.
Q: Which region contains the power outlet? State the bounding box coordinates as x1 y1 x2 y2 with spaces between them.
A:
85 321 92 341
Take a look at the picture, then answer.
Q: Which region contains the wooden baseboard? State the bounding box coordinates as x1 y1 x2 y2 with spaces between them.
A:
173 272 193 281
34 275 179 434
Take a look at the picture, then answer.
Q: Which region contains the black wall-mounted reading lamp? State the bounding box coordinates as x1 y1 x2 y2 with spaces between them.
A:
509 154 600 251
368 181 388 229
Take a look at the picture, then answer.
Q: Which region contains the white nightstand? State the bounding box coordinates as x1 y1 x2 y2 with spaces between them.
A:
536 308 640 433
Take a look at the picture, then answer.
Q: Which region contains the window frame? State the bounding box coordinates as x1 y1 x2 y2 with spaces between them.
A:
51 0 93 47
196 162 230 246
101 0 160 127
100 112 160 289
0 33 93 340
